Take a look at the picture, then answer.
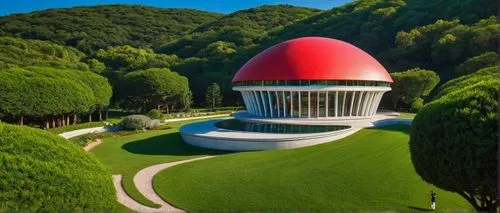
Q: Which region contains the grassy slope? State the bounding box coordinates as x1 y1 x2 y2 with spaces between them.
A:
153 125 471 212
89 118 229 207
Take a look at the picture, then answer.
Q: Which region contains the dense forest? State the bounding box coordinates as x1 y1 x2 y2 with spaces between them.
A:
0 1 497 125
0 5 221 53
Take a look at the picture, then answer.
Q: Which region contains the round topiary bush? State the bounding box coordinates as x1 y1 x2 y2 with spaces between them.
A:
0 123 115 211
149 119 161 129
120 114 152 130
146 109 163 119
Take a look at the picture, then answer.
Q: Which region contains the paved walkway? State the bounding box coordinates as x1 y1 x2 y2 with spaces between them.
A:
163 114 229 123
83 139 102 151
114 156 215 213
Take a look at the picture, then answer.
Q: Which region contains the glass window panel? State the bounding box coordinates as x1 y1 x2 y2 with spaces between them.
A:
310 91 318 118
318 91 326 117
328 91 336 117
300 91 308 117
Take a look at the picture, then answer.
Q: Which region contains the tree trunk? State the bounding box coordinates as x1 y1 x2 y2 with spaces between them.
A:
19 115 23 125
98 109 102 121
156 104 160 110
73 114 77 124
66 115 70 125
88 113 92 122
45 119 50 129
105 109 109 120
52 117 55 128
61 115 65 127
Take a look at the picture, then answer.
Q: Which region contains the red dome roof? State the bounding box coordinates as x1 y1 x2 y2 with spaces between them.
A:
232 37 393 83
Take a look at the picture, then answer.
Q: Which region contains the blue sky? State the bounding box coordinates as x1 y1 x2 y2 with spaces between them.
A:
0 0 351 16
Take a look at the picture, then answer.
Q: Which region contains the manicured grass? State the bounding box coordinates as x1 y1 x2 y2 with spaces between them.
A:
153 125 471 212
89 118 229 208
398 112 417 118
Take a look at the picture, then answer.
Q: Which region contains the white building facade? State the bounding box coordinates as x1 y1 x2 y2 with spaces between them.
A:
234 80 391 119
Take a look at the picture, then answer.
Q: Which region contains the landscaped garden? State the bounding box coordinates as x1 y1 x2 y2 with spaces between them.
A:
0 0 497 212
152 125 471 212
89 118 230 207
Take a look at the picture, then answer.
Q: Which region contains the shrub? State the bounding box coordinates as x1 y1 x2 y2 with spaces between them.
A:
0 123 115 211
149 119 161 129
410 98 424 112
147 109 163 119
410 79 498 211
120 114 152 130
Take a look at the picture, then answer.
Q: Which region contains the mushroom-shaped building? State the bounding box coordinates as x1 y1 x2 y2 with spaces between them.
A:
232 37 393 119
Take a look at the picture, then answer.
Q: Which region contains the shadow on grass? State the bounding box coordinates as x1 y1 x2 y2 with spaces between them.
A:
407 206 432 211
121 132 231 156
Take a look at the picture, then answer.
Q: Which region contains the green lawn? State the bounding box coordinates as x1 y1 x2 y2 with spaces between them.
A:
398 112 417 119
89 118 229 207
153 125 471 212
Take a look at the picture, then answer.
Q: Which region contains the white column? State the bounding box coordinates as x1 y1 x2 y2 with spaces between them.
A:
245 92 253 114
276 91 281 117
363 92 374 116
370 92 383 116
267 91 273 118
248 92 256 115
252 91 259 115
341 91 347 117
356 91 364 116
349 91 356 117
242 92 251 114
308 91 311 118
253 91 262 117
298 92 301 118
335 91 338 117
290 91 293 117
325 91 329 117
282 91 286 117
370 92 379 116
259 91 267 117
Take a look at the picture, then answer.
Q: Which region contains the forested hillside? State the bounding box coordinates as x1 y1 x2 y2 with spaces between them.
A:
0 1 497 112
0 5 222 53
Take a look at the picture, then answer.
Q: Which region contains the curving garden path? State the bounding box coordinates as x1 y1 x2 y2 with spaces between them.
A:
114 156 216 213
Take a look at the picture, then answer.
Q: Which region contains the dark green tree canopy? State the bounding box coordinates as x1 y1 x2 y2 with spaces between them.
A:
121 68 190 111
0 5 222 53
434 66 498 100
156 5 319 58
0 66 112 126
455 51 497 76
409 78 498 211
383 68 440 110
0 36 89 70
93 45 178 72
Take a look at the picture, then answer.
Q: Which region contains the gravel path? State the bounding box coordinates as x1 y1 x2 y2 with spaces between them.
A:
113 156 216 212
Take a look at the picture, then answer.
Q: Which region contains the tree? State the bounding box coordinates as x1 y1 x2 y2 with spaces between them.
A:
434 66 497 100
455 52 497 76
205 83 222 111
383 68 440 109
409 79 498 212
122 68 190 112
93 45 178 72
